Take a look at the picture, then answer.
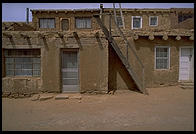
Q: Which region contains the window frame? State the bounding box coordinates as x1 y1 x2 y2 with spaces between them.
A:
39 18 55 29
132 16 142 29
4 49 41 77
75 17 92 29
154 46 170 70
149 16 158 26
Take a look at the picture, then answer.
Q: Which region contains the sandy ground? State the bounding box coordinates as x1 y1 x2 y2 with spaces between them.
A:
2 86 194 131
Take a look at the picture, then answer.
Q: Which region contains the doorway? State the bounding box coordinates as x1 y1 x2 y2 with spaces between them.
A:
179 47 194 81
61 49 79 92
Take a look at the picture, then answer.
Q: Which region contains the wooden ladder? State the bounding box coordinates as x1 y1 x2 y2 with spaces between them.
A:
93 14 148 95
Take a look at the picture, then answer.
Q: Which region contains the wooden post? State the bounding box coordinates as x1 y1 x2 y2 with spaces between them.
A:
113 3 117 24
109 14 112 38
119 3 125 29
73 32 82 49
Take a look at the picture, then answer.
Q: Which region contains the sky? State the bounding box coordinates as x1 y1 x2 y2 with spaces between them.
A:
2 3 194 22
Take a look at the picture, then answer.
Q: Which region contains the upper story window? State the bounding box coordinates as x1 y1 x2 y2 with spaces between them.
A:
132 16 142 29
149 16 158 26
4 49 41 76
61 19 69 31
39 18 55 28
116 16 123 27
75 17 91 29
155 46 170 69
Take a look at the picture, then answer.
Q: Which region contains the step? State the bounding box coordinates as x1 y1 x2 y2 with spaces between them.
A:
180 82 194 86
180 85 194 89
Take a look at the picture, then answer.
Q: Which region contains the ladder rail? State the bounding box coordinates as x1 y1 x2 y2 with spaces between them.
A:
93 15 147 94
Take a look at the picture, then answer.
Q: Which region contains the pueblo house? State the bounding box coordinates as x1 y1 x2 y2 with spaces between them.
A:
2 6 194 97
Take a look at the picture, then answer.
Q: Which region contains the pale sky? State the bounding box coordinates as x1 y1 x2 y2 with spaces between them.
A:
2 3 194 22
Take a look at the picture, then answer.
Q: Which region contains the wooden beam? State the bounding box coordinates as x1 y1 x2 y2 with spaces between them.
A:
73 32 82 49
189 35 194 40
148 34 154 40
162 34 168 40
176 35 181 40
133 34 139 40
95 32 103 49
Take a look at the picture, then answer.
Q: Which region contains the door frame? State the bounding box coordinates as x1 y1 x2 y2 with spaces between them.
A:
179 46 193 81
60 48 80 93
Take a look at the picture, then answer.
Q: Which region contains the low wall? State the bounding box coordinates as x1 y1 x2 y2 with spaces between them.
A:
2 77 41 98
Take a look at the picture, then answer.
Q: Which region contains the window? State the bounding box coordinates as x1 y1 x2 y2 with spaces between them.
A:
155 46 170 69
149 16 158 26
61 19 69 31
75 17 91 29
116 16 123 27
39 18 55 28
4 49 41 76
132 16 142 29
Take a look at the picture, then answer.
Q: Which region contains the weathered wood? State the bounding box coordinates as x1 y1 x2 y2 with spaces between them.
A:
73 32 83 49
94 15 148 95
119 3 125 29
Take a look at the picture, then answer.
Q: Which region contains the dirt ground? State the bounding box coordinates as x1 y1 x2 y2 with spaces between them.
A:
2 86 194 131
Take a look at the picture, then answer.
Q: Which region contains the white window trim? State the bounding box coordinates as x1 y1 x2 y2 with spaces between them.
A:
154 46 170 70
132 16 142 29
149 16 158 26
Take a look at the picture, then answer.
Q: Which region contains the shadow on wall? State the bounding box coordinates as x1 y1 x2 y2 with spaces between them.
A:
108 45 141 94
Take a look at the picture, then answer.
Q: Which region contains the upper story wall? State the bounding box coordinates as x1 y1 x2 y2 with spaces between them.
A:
28 8 193 32
31 9 101 31
170 8 194 29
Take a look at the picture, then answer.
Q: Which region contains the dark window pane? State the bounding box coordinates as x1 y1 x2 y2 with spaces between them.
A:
133 18 141 28
150 17 157 25
61 19 69 31
76 18 91 29
39 18 55 28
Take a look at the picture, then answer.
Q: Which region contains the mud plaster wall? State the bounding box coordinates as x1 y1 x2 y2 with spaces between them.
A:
32 11 100 31
103 12 171 30
108 45 138 92
32 11 171 31
112 36 194 88
2 31 108 94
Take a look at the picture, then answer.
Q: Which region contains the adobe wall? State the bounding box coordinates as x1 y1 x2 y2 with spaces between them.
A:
103 12 171 31
2 31 108 95
32 11 100 31
111 36 194 89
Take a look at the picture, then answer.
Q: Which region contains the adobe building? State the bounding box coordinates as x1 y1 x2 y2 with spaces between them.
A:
2 6 194 97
